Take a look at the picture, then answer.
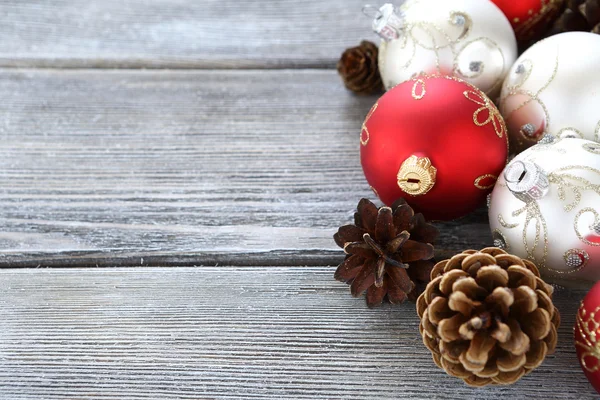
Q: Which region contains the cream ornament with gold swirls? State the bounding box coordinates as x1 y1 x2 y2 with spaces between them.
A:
371 0 517 97
488 137 600 284
500 32 600 153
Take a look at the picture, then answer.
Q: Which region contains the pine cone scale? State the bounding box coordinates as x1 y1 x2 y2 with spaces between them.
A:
334 255 364 282
335 225 365 246
387 283 409 304
350 266 376 297
374 206 395 242
385 231 410 253
401 240 435 262
386 266 415 294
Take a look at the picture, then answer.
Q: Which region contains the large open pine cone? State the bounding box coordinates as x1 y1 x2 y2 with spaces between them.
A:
549 0 600 34
417 248 560 386
334 198 438 308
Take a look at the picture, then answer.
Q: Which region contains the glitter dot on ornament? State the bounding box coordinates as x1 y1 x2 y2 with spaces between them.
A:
469 61 483 73
593 221 600 235
520 123 538 138
564 249 590 271
452 14 466 26
492 230 509 250
538 134 556 144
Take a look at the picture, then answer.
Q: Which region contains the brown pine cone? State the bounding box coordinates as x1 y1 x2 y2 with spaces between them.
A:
417 248 560 387
334 198 439 308
548 0 600 35
337 41 384 95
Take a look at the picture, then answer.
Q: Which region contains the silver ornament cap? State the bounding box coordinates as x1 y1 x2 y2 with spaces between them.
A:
504 160 550 203
363 3 404 41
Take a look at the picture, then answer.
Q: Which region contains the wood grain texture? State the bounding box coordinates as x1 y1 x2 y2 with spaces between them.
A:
0 267 594 399
0 69 493 267
0 0 371 68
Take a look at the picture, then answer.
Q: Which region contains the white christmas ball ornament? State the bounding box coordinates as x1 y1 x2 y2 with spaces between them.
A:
488 137 600 284
375 0 517 96
500 32 600 153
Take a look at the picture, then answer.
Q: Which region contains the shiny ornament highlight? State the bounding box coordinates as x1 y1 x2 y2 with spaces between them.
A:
500 32 600 153
373 0 517 97
488 137 600 284
361 75 508 221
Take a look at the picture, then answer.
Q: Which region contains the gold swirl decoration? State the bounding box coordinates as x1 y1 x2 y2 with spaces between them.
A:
575 208 600 247
463 90 506 138
361 102 378 146
474 174 497 190
575 302 600 373
412 79 426 100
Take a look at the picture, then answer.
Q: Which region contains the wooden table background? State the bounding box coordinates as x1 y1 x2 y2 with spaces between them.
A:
0 1 595 399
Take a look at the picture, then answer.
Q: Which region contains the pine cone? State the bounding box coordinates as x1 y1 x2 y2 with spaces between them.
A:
337 41 384 95
334 198 439 308
548 0 600 35
417 248 560 387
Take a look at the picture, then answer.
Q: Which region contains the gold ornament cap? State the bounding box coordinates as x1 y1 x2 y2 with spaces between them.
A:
397 155 437 196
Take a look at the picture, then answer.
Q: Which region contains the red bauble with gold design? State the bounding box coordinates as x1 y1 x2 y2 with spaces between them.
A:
575 281 600 394
360 75 508 221
491 0 564 42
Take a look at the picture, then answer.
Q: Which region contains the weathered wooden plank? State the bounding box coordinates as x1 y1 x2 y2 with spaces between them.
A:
0 68 493 266
0 267 594 399
0 0 371 68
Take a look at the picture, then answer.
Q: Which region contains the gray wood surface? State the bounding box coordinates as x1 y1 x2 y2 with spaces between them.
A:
0 0 371 68
0 69 492 267
0 1 594 398
0 267 595 399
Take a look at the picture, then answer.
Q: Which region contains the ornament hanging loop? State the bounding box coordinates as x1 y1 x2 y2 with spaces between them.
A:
362 4 383 19
363 3 405 41
504 160 549 203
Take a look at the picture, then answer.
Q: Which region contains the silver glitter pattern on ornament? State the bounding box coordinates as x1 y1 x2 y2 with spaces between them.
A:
492 229 509 250
558 128 582 139
452 13 466 26
504 160 550 202
520 123 537 138
515 64 526 74
592 221 600 235
563 249 590 271
469 61 483 73
538 134 556 145
583 142 600 155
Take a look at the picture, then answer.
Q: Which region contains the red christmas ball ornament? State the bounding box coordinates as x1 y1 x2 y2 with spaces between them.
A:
360 75 508 221
490 0 564 42
575 281 600 394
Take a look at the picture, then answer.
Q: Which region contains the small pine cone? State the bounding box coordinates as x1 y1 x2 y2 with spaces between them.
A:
416 248 560 387
337 41 384 95
334 198 439 308
548 0 600 35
